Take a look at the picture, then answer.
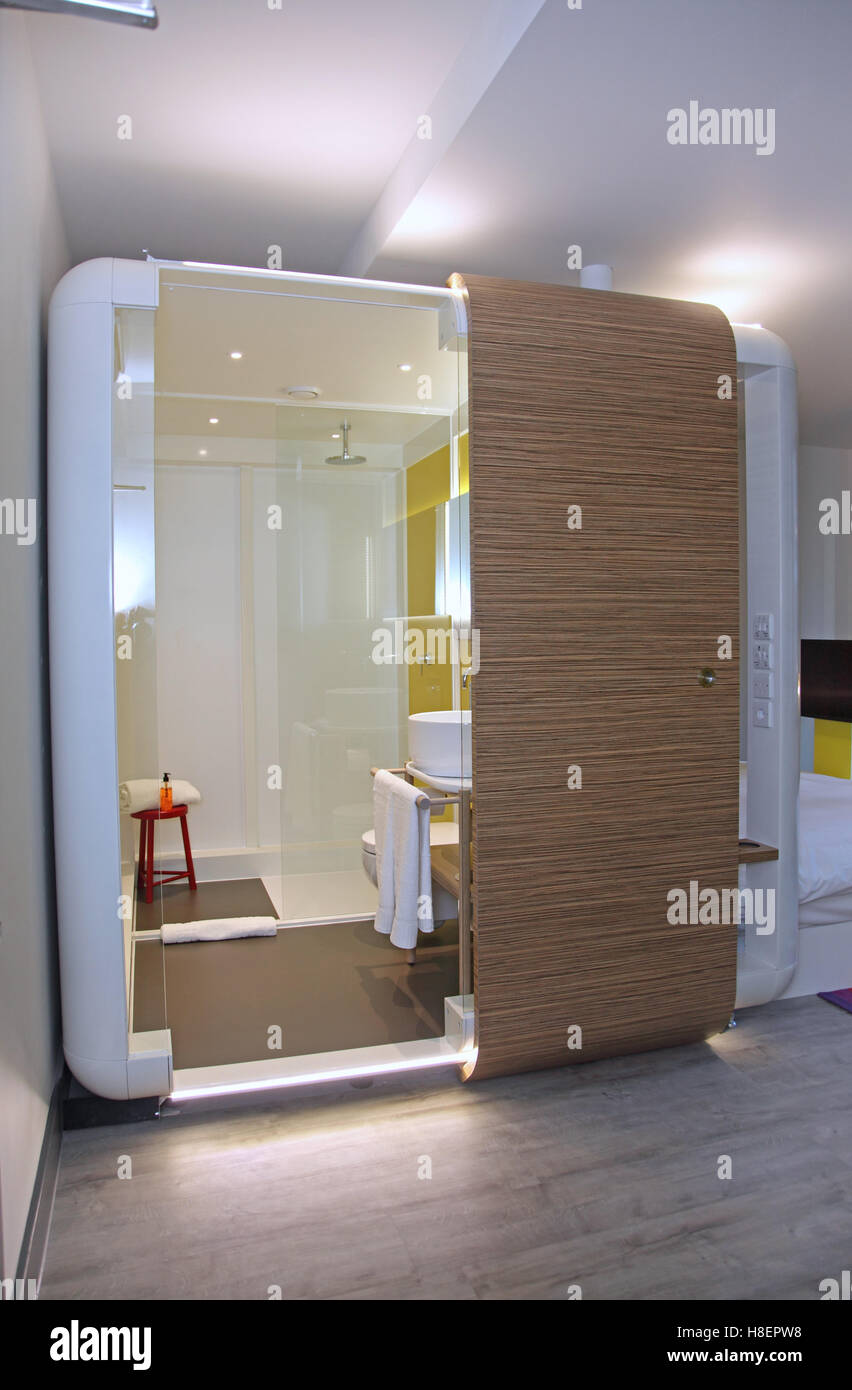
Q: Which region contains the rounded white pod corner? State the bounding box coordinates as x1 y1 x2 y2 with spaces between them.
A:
64 1048 130 1102
50 257 158 314
733 323 795 371
50 258 116 312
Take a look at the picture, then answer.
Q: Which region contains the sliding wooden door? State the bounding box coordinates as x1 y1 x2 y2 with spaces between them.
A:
454 274 739 1080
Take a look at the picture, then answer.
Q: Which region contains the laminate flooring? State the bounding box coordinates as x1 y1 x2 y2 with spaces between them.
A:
41 996 852 1301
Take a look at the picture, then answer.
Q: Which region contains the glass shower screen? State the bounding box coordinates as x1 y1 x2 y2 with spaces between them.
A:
133 264 471 1069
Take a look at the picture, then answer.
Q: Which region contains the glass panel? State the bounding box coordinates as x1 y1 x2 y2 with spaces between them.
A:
273 403 410 921
269 284 467 1050
142 269 469 1071
452 322 472 1002
738 371 748 763
112 306 168 1045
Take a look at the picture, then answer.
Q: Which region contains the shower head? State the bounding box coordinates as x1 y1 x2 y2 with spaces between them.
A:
325 420 366 466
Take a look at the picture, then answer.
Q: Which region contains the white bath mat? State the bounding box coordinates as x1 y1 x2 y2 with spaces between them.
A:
161 917 278 945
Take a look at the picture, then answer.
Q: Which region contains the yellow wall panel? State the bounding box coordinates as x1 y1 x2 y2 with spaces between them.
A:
406 509 436 616
405 443 450 616
458 431 469 495
404 443 455 819
406 444 451 518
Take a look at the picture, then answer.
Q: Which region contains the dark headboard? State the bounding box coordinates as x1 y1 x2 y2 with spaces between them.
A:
801 639 852 722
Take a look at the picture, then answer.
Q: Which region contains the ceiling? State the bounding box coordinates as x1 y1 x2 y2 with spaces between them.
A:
26 0 492 268
26 0 852 446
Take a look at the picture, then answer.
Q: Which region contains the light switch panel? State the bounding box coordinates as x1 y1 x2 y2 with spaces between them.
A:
753 641 771 670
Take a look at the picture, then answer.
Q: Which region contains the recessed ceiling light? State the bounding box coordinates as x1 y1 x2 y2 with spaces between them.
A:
398 363 413 372
285 386 320 401
331 433 340 439
208 417 219 425
229 351 243 361
198 449 208 456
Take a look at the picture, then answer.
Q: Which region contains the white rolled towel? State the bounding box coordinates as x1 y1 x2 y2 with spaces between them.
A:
120 778 202 813
161 917 277 945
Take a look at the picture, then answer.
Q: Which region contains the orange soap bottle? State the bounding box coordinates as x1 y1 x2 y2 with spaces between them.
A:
160 773 173 813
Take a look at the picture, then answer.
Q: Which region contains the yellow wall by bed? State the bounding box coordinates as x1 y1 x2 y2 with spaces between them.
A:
813 719 852 778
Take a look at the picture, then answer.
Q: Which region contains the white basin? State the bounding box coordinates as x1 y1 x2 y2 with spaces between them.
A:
408 710 471 778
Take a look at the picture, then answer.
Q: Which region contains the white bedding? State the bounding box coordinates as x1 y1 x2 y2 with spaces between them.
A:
799 771 852 905
799 887 852 928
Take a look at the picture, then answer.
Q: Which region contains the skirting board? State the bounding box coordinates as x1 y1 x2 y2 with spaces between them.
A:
12 1072 63 1296
782 921 852 998
62 1082 161 1131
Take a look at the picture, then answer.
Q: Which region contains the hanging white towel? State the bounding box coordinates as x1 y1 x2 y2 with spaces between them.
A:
373 770 434 950
120 779 202 813
161 917 277 944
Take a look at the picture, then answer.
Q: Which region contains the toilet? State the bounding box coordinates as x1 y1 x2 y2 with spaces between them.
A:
361 821 460 922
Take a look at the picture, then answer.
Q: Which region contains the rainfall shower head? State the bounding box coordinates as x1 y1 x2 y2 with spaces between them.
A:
325 420 366 466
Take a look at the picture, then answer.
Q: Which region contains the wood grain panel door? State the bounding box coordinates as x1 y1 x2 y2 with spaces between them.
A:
453 274 739 1080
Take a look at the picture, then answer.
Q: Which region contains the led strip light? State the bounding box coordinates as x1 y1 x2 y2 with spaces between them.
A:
171 1048 478 1101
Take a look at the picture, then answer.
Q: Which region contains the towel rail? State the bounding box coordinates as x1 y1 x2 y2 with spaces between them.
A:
369 765 460 809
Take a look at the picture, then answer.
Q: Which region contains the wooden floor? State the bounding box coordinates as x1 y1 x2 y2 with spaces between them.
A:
42 996 852 1301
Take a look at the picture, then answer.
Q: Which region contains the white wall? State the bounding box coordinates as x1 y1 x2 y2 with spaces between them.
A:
798 445 852 769
0 12 69 1277
154 464 245 854
799 445 852 640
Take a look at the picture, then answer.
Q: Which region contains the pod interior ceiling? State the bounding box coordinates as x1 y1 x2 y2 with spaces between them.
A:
150 266 463 465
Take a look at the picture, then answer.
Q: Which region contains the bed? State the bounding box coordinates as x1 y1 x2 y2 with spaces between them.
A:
799 772 852 925
786 771 852 994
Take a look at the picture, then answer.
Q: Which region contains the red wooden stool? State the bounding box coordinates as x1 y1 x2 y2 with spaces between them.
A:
132 804 197 905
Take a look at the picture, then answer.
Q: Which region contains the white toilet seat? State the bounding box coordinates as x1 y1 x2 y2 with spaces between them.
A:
361 821 459 856
361 821 459 921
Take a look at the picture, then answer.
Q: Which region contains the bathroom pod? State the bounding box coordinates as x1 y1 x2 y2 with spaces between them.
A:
49 258 797 1100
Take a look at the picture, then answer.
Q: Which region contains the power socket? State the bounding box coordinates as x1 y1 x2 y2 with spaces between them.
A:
753 672 772 699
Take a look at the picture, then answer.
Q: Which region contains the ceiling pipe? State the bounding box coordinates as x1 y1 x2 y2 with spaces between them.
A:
0 0 158 28
579 264 613 291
